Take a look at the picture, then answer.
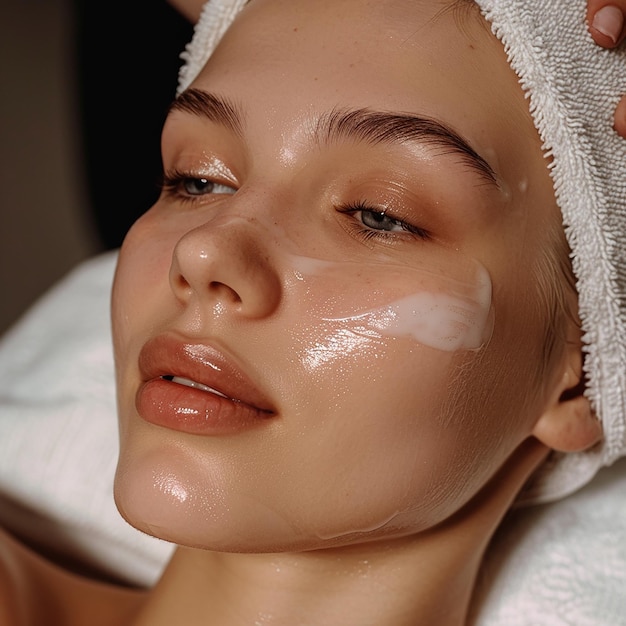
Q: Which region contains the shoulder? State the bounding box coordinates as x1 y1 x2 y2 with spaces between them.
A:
0 526 145 626
0 527 32 626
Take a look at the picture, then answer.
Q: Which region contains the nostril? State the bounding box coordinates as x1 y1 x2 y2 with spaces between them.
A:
174 273 191 293
208 281 243 304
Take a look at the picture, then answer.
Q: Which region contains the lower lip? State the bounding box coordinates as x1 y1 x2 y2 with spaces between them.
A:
136 378 272 435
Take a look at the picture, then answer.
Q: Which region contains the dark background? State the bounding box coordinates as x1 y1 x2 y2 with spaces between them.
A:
0 0 194 335
73 0 194 250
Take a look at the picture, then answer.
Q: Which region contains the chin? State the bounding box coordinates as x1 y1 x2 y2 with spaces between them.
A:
113 456 452 555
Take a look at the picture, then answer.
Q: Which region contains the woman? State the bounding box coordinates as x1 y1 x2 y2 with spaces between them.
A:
1 0 625 624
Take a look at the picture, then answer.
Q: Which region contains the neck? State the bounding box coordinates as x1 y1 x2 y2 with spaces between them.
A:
132 440 547 626
135 543 479 626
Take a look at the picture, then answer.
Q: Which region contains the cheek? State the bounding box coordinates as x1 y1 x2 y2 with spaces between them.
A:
111 217 179 436
112 217 176 355
268 339 507 543
266 258 546 539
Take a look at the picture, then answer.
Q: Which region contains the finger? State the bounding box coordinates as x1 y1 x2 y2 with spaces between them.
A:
587 1 626 47
615 95 626 138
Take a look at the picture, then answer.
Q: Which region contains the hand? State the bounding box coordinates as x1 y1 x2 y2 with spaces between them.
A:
586 1 626 136
587 0 626 46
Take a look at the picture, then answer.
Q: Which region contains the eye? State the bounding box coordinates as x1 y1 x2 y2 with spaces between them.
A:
338 201 430 241
360 209 405 232
160 168 237 201
180 177 236 196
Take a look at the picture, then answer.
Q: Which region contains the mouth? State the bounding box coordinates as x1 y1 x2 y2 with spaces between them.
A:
135 335 276 435
161 375 274 413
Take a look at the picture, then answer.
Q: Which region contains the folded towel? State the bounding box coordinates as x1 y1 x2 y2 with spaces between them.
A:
177 0 248 95
475 0 626 503
472 457 626 625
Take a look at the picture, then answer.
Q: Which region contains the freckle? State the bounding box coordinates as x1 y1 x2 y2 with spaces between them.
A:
293 27 298 32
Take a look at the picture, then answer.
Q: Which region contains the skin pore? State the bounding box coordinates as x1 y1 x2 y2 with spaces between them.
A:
0 1 609 625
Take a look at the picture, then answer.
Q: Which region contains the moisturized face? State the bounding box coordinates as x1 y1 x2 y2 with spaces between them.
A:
112 0 566 551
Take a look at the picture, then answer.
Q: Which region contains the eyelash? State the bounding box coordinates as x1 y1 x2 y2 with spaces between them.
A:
337 201 430 242
160 169 237 204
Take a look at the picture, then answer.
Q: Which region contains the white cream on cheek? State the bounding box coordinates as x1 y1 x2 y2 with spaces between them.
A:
288 254 494 356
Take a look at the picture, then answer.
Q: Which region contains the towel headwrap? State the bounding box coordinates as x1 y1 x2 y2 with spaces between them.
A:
176 0 626 504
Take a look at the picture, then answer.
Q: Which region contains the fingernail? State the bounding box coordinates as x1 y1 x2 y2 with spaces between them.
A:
613 96 626 138
592 5 624 44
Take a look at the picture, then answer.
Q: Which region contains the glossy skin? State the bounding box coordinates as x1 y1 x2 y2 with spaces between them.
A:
112 0 586 555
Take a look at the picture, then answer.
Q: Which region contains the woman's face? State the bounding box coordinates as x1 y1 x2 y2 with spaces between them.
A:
112 0 566 551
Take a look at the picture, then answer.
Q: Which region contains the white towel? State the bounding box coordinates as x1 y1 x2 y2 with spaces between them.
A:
0 252 174 587
474 0 626 503
177 0 248 95
472 457 626 625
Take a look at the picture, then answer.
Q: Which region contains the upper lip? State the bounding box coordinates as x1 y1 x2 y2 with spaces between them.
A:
138 334 275 414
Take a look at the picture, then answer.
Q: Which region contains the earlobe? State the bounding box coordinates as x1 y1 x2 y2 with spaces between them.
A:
531 361 603 453
532 392 602 452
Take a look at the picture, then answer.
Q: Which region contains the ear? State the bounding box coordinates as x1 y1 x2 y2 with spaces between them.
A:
532 337 603 453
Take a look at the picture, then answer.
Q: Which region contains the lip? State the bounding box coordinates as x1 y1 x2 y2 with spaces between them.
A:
136 334 276 435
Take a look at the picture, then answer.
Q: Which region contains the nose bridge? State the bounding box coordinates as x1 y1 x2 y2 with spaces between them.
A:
169 210 281 318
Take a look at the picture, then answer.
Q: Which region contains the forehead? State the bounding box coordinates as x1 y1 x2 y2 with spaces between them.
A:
185 0 542 182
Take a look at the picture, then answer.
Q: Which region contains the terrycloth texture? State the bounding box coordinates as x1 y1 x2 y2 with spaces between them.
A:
0 253 625 623
474 0 626 503
177 0 626 504
471 457 626 626
0 252 174 587
177 0 248 94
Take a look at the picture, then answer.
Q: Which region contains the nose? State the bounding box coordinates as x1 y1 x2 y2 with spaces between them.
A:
169 215 282 319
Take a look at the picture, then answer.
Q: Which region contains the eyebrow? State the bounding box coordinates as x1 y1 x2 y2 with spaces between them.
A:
171 88 498 187
170 89 244 136
316 108 498 186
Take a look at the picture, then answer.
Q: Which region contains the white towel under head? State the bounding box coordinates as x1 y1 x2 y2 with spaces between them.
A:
177 0 626 504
